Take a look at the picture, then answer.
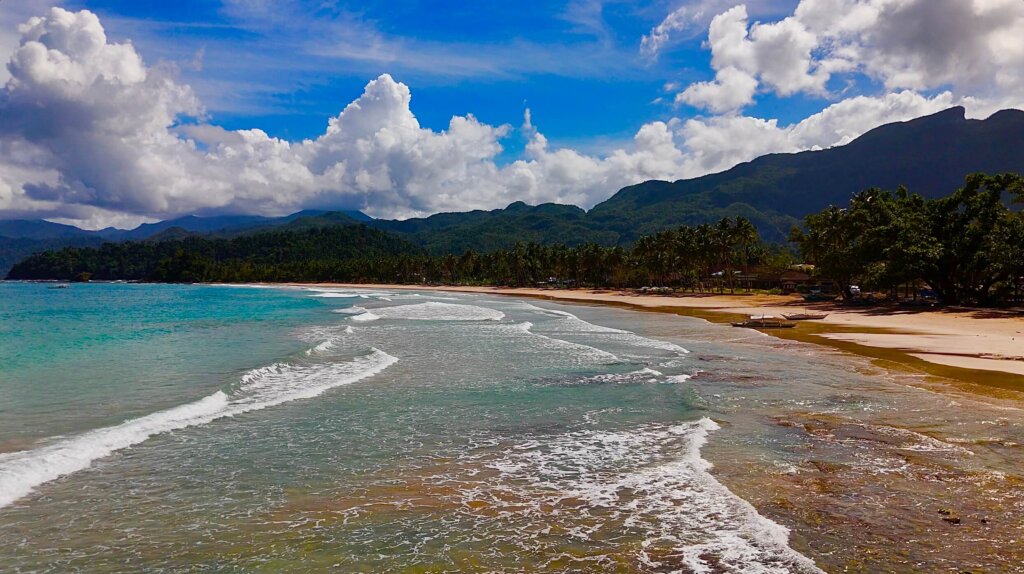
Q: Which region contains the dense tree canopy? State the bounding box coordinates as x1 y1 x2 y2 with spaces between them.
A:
7 217 774 291
790 173 1024 305
8 173 1024 307
6 225 422 283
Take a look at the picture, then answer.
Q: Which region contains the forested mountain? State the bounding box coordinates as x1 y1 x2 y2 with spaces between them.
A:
0 210 373 274
0 220 115 274
118 209 373 240
372 202 618 253
10 173 1022 308
0 219 119 240
365 107 1024 246
0 236 108 277
589 107 1024 241
3 106 1023 275
343 106 1024 246
7 225 418 282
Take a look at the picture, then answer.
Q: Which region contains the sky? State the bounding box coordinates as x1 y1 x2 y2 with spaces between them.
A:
0 0 1022 229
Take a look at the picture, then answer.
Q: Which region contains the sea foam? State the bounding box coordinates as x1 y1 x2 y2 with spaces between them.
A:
514 321 620 364
581 367 665 385
527 305 690 355
345 302 505 322
0 348 397 509
304 339 336 356
306 288 395 299
463 417 823 573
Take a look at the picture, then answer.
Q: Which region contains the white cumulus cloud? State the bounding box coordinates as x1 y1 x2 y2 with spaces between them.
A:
0 8 698 228
665 0 1024 114
0 6 1020 230
676 65 758 114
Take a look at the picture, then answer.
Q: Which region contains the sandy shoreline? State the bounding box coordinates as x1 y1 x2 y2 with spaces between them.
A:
290 282 1024 389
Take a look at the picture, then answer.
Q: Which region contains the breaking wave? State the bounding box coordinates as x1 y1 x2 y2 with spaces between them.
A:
452 418 823 573
0 348 398 509
527 305 690 355
513 321 620 364
344 302 505 322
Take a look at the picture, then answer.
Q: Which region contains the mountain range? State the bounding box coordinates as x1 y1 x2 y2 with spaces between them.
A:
3 106 1023 275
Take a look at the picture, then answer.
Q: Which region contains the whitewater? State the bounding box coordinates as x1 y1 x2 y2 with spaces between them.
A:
0 283 835 573
0 347 397 509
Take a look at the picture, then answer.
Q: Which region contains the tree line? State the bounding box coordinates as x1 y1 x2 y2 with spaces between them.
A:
7 173 1024 307
790 173 1024 306
6 216 777 290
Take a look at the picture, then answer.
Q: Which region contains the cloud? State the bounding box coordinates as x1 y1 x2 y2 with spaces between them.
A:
561 0 614 44
86 0 648 123
833 0 1024 96
220 0 641 82
1 8 203 216
641 0 794 59
0 8 692 227
0 0 58 84
676 90 959 175
667 0 1024 113
671 4 831 112
0 6 1020 230
676 65 758 113
641 0 730 58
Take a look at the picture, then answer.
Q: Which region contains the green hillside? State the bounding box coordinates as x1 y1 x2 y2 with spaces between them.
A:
589 107 1024 241
7 225 420 282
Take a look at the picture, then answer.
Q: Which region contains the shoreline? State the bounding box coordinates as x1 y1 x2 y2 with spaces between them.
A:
288 281 1024 569
289 283 1024 395
7 280 1022 570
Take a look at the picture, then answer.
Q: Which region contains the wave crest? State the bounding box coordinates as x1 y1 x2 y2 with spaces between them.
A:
0 348 397 509
348 302 504 322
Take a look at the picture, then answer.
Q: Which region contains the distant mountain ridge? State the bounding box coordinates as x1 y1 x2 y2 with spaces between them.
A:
0 209 373 241
3 106 1023 274
0 210 373 273
0 219 118 240
363 106 1023 248
589 106 1024 241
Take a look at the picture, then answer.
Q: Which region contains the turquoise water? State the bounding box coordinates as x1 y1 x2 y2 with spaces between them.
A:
0 283 322 443
2 283 1023 572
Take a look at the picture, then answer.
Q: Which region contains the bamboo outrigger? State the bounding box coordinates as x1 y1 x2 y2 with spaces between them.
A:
781 312 829 321
731 315 797 329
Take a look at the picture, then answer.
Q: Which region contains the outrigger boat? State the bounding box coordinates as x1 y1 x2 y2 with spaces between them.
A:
731 315 796 329
781 311 829 321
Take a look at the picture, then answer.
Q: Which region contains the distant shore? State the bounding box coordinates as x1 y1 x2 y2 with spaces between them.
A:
289 283 1024 394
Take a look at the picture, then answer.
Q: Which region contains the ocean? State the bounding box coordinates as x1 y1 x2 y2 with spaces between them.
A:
1 283 1022 572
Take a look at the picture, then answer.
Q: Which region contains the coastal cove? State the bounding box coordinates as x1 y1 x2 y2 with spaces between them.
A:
4 2 1024 572
1 282 1022 572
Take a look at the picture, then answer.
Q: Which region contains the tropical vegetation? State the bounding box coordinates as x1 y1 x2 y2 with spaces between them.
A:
7 173 1024 307
790 173 1024 305
6 216 775 290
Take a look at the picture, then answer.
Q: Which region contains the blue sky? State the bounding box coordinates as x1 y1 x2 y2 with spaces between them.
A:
1 0 1021 227
70 0 797 145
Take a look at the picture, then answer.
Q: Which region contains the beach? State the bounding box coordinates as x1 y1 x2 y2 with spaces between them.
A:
301 284 1024 392
3 282 1024 572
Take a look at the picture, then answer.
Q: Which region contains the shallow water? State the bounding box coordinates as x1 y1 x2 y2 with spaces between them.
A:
0 283 1021 572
